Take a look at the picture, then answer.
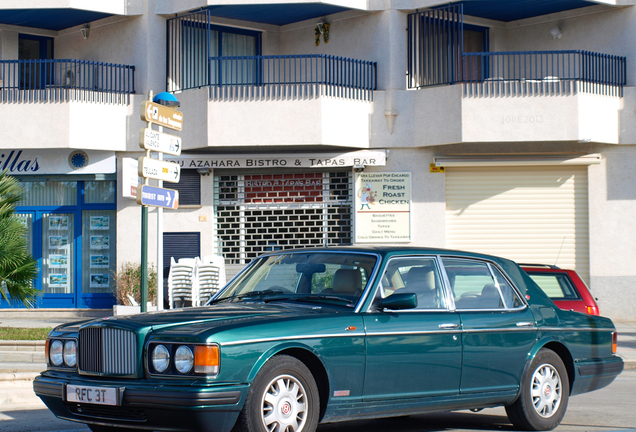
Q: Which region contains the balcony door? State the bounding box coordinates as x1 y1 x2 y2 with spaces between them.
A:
18 34 54 90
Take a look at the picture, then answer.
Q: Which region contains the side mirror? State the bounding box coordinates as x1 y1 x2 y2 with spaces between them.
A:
379 293 417 311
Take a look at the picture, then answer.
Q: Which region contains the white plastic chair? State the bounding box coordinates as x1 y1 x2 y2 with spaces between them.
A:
195 256 227 305
168 257 196 308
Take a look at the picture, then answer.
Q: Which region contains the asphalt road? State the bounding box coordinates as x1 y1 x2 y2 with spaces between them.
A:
1 370 634 432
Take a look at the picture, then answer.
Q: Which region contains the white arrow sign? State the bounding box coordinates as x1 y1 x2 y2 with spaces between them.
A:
138 157 181 183
139 128 182 155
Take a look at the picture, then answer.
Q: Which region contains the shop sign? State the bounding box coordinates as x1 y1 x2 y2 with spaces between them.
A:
166 150 386 169
355 172 411 243
122 158 140 199
0 149 115 175
244 173 323 203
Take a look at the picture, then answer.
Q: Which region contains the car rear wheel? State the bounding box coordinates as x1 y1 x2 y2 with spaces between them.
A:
506 348 570 431
233 354 319 432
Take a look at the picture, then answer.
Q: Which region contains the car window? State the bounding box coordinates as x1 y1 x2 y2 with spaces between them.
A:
379 257 447 310
527 273 581 300
442 258 522 310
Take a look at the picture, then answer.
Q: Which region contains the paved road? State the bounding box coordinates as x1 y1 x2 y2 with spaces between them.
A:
2 370 635 432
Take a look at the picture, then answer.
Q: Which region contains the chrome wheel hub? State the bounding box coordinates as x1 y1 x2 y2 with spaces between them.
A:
531 363 562 418
261 375 307 432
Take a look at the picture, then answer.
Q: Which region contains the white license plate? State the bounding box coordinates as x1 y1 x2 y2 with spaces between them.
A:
66 385 118 406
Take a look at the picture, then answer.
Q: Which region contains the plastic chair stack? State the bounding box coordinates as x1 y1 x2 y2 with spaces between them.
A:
195 256 227 306
168 257 196 309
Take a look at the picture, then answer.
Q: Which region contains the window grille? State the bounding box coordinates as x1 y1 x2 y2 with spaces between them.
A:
214 172 352 264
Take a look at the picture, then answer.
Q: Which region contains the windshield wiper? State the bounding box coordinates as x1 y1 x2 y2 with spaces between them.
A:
206 289 288 305
294 294 356 306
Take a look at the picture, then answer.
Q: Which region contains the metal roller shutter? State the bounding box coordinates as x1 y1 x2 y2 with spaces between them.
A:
445 166 589 282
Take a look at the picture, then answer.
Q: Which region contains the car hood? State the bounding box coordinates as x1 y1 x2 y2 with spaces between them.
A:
54 302 349 336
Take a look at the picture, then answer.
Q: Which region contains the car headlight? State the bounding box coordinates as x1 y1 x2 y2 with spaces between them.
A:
50 340 64 367
175 346 194 374
152 344 170 373
63 340 77 367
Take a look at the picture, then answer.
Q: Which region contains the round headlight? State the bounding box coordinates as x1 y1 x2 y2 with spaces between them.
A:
152 344 170 373
63 340 77 367
50 340 63 367
175 346 194 374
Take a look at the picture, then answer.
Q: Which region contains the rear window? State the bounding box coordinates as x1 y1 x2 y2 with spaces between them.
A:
527 273 581 300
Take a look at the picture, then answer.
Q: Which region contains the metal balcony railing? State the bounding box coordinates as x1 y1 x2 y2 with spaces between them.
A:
208 55 377 101
462 50 626 97
170 54 376 101
0 59 136 104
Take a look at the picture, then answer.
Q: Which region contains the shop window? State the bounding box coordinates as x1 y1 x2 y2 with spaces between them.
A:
42 213 75 294
18 181 77 206
171 169 201 206
82 210 116 294
84 180 115 204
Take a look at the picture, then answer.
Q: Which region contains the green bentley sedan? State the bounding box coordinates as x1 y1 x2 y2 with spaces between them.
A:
34 247 623 432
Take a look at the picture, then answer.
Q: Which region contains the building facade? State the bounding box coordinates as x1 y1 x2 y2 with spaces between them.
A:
0 0 634 321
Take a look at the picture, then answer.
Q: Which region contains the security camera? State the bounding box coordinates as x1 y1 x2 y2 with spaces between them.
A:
353 165 365 172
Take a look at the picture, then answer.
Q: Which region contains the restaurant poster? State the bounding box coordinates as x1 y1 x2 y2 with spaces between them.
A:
355 172 411 243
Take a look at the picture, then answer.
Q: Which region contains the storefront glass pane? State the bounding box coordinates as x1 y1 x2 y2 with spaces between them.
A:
42 213 74 294
18 181 77 206
82 210 116 293
84 181 115 204
16 213 33 255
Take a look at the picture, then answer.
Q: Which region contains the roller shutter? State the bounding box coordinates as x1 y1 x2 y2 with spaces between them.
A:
445 166 589 282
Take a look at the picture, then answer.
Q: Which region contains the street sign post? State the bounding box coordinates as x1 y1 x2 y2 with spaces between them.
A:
139 128 182 155
136 185 179 209
140 101 183 131
138 156 181 183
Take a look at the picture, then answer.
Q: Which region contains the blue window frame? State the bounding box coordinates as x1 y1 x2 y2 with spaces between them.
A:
9 178 117 309
18 34 54 89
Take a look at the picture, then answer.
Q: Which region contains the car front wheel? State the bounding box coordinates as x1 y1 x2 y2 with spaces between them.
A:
506 348 570 431
233 354 319 432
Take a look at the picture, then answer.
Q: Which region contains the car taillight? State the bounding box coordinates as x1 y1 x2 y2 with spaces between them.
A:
586 305 600 316
612 332 618 354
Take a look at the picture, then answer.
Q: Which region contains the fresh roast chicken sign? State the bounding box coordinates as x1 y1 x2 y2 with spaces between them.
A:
0 150 116 175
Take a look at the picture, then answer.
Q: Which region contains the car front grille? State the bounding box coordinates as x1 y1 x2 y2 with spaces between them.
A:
78 327 137 375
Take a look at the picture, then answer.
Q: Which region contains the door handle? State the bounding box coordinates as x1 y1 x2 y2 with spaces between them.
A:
516 321 535 327
439 323 459 329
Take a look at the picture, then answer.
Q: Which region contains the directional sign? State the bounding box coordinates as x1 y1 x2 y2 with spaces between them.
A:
136 185 179 209
138 157 181 183
139 128 182 155
141 101 183 131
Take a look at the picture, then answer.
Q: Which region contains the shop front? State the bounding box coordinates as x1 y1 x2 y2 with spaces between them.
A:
5 149 117 309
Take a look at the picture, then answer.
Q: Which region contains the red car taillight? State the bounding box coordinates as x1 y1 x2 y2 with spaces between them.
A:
612 332 618 354
586 305 600 316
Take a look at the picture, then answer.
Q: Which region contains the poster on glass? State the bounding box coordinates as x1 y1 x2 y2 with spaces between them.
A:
90 235 110 250
49 254 69 268
90 255 110 268
90 216 110 231
49 236 69 249
49 216 69 230
90 274 110 288
49 274 68 288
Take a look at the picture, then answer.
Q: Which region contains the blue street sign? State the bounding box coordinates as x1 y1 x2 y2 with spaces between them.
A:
136 185 179 209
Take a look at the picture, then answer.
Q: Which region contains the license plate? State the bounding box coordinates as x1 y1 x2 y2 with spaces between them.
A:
66 384 119 406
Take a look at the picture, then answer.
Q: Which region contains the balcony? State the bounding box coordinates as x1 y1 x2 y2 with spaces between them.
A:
174 54 377 149
387 49 626 147
0 59 135 151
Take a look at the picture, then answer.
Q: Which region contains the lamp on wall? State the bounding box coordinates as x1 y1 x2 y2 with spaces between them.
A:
197 168 211 176
550 26 562 39
81 23 90 40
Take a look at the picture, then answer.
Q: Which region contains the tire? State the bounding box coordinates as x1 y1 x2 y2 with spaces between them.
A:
506 348 570 431
232 355 319 432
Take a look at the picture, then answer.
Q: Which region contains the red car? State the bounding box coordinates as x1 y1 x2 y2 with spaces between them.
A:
521 264 600 315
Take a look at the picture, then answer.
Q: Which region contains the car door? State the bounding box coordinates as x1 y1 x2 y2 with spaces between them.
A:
362 256 462 401
442 257 537 395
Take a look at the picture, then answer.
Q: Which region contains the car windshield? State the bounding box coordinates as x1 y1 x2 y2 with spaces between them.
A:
209 252 378 307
